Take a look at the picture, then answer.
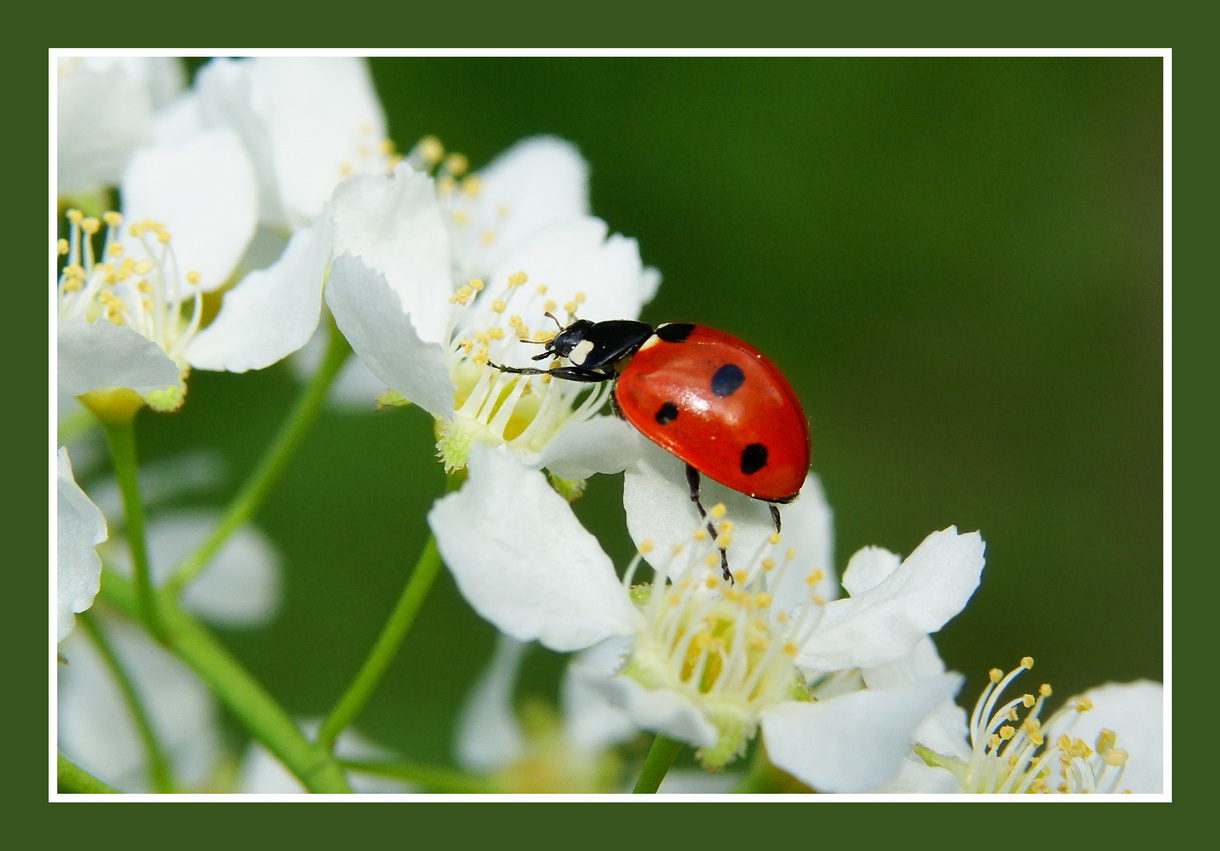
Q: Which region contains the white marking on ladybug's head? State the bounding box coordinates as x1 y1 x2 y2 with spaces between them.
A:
638 333 662 353
569 338 595 366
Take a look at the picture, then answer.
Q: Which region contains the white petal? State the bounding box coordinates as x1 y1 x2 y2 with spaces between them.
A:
57 58 155 194
760 673 963 793
428 444 638 652
451 136 589 278
238 719 412 793
325 253 455 420
455 636 527 772
794 527 985 671
841 546 901 597
484 218 659 345
120 128 257 292
56 448 107 642
874 757 961 793
1047 680 1164 793
330 164 454 343
760 473 837 613
588 674 718 750
523 416 644 480
58 617 222 791
862 637 970 760
562 638 638 752
187 217 331 372
57 316 181 398
622 441 783 577
102 510 281 628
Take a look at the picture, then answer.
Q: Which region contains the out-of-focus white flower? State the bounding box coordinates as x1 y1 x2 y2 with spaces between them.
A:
56 56 187 198
56 447 107 643
237 720 413 794
880 650 1165 794
430 444 982 791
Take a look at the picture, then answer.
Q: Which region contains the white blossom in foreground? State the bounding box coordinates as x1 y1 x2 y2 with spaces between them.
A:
237 721 413 794
430 444 983 791
325 150 658 479
56 56 186 199
883 651 1165 794
56 448 107 642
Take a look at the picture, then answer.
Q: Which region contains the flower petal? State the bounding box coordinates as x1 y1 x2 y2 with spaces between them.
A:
562 638 638 752
325 252 456 420
1047 680 1164 793
57 316 181 399
590 674 719 750
120 128 257 292
238 719 412 793
760 673 963 793
329 163 454 344
187 216 331 372
794 527 985 671
862 637 970 761
523 416 644 480
841 545 902 597
57 58 157 195
56 448 107 642
428 443 638 652
455 636 528 772
450 136 589 279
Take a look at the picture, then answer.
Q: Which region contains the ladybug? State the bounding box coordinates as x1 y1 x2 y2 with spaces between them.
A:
488 315 811 581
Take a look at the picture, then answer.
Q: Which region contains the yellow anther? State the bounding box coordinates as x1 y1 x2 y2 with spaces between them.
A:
704 576 718 589
378 138 396 155
535 285 548 295
444 153 469 176
672 543 684 555
540 373 552 384
417 136 444 165
134 260 152 275
507 271 528 288
491 299 506 313
186 271 201 285
693 529 708 541
155 226 171 244
998 725 1015 741
496 203 509 218
436 176 456 195
988 733 1002 750
57 239 69 255
783 641 798 657
989 668 1004 683
488 327 504 340
667 592 682 607
461 175 482 197
469 278 485 292
784 547 796 561
480 230 496 245
768 532 781 545
754 593 771 608
81 217 101 235
1022 694 1036 708
107 242 124 257
776 610 789 623
1095 729 1117 755
1074 697 1093 713
452 211 470 226
136 281 153 294
1103 748 1129 767
638 539 653 554
704 554 720 568
543 300 557 313
1020 656 1034 669
102 211 123 227
448 286 472 305
1040 683 1053 697
761 557 776 572
563 301 577 314
709 503 727 519
574 291 586 304
67 209 84 224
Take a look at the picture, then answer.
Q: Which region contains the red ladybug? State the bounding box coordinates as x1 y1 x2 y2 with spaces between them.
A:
489 316 811 581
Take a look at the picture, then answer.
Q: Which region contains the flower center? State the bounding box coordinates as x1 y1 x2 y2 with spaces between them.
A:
927 657 1132 793
620 516 826 767
57 209 204 369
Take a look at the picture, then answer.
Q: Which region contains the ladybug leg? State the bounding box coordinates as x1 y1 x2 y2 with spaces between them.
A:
485 361 614 383
769 504 782 533
685 464 732 583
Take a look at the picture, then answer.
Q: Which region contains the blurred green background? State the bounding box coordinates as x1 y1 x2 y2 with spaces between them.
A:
125 57 1162 767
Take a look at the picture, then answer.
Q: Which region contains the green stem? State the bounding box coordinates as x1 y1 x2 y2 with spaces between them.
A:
58 753 119 794
340 759 497 793
99 573 352 793
57 404 97 446
166 320 350 594
99 415 164 640
632 734 684 793
731 742 774 793
79 612 174 792
316 536 443 752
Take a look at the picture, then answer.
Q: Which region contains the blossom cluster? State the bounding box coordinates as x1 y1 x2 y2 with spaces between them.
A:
54 56 1163 797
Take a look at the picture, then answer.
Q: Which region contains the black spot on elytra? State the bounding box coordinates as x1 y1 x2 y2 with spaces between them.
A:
740 443 768 475
655 401 679 425
655 323 695 343
711 363 745 397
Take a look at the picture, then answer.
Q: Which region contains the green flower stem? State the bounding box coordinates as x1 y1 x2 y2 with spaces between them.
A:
632 734 684 793
166 319 350 595
731 742 775 793
78 612 173 792
99 415 164 640
316 535 443 752
58 753 119 794
99 572 352 793
340 759 497 793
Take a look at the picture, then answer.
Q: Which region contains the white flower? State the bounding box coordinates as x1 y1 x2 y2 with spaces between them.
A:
429 443 982 791
56 56 187 198
883 651 1165 794
56 447 107 642
324 145 658 475
237 721 413 794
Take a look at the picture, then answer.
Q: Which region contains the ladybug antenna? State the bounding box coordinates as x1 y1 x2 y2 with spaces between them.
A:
544 311 566 329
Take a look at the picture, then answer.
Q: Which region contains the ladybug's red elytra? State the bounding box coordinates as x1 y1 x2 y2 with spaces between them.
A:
488 315 812 582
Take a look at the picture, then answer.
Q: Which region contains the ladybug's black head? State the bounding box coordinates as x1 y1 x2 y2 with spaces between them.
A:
532 318 595 361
